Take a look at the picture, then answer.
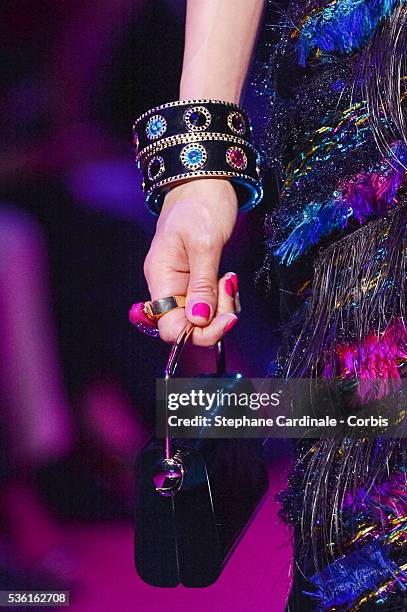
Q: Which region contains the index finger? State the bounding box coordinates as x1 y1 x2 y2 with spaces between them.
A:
144 239 189 343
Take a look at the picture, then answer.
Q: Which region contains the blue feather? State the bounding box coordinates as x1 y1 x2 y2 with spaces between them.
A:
274 142 407 265
273 198 350 265
298 0 403 65
304 541 406 609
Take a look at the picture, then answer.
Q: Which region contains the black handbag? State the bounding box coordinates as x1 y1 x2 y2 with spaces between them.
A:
135 324 268 587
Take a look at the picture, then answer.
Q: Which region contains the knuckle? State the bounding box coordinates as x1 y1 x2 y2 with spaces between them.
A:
143 248 158 281
191 234 219 254
143 254 153 279
189 277 217 298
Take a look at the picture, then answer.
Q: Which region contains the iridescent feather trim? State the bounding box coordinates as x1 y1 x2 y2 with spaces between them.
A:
295 0 403 65
304 541 406 610
323 318 407 400
274 144 406 265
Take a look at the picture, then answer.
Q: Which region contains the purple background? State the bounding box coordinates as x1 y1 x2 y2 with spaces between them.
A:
0 1 292 609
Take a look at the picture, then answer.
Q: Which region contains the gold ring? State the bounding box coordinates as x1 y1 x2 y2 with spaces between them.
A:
143 295 186 321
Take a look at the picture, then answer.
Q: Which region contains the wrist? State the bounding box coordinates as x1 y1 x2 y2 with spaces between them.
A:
179 73 242 105
162 177 238 208
160 178 238 230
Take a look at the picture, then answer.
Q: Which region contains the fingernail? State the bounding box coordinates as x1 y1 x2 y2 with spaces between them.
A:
225 277 234 297
230 273 239 293
129 302 155 328
225 273 238 297
223 316 238 334
192 302 211 320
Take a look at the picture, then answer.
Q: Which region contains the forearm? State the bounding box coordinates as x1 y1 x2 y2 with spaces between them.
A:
139 3 264 344
180 0 264 103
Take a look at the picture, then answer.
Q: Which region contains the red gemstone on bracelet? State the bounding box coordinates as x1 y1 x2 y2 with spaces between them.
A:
226 147 248 170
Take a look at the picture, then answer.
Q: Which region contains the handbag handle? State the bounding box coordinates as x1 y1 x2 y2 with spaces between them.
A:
164 322 195 379
163 324 226 458
163 323 194 459
153 324 226 496
164 324 226 379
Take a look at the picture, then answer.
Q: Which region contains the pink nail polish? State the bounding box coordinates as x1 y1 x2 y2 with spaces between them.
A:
229 273 238 293
223 316 238 334
225 278 234 297
225 273 238 296
192 302 211 320
129 302 155 328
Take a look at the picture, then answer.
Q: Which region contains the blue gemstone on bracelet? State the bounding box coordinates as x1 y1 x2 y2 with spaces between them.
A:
183 106 212 132
189 111 206 127
187 148 202 164
146 115 167 139
180 143 207 170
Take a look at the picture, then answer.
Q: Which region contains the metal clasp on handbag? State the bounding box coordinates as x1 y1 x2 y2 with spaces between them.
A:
152 323 226 497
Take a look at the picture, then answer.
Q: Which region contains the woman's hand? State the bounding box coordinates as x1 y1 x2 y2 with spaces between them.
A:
133 0 264 345
142 178 239 345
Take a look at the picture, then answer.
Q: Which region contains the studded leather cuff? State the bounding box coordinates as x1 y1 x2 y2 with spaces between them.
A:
132 99 263 215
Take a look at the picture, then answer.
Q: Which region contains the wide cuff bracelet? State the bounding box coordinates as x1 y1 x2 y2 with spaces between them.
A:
132 99 263 215
139 138 262 215
133 99 251 155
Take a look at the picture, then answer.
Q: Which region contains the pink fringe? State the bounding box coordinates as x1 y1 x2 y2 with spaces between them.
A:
340 167 404 223
324 319 407 401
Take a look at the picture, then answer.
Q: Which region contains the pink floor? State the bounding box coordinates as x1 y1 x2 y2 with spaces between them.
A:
66 461 293 612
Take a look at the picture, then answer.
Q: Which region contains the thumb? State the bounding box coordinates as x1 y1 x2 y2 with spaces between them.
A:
185 241 221 326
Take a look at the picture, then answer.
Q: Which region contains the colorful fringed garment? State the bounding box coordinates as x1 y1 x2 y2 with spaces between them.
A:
255 0 407 609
